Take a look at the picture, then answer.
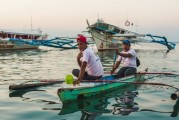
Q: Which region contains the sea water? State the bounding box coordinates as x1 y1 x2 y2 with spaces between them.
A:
0 43 178 120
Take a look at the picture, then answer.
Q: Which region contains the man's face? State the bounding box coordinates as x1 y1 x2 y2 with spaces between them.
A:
122 43 130 51
77 41 87 51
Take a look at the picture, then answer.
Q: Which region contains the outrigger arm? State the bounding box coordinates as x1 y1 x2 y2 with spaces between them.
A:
146 34 176 50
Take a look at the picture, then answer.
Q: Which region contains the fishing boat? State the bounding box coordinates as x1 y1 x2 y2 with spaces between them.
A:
57 73 145 103
0 29 47 50
86 19 176 51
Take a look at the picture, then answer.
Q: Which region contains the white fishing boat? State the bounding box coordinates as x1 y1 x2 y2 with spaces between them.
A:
87 19 176 51
0 29 48 50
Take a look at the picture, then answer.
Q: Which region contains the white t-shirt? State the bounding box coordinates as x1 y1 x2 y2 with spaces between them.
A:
117 49 137 68
81 47 104 76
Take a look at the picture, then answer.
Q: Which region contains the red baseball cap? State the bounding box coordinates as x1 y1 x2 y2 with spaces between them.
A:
77 35 87 43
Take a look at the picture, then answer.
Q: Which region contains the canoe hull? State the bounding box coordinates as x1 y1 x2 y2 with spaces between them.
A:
57 74 145 103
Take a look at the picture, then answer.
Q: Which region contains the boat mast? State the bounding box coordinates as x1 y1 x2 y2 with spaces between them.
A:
31 15 33 32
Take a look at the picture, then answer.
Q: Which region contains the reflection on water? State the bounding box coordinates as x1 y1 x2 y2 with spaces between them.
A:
112 91 139 116
171 99 179 117
9 89 45 98
57 84 139 119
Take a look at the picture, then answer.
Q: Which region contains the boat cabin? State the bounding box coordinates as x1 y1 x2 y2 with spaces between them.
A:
91 20 133 35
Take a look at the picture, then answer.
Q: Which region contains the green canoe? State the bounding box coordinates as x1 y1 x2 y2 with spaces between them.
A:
57 74 145 103
59 83 139 115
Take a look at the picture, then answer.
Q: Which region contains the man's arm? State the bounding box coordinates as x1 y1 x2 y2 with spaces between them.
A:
78 61 87 81
117 52 132 57
111 61 121 75
77 52 83 67
77 58 81 67
73 61 87 85
116 49 132 58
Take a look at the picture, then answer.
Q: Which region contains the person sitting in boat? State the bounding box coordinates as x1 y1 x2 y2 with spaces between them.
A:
111 40 137 78
72 35 104 85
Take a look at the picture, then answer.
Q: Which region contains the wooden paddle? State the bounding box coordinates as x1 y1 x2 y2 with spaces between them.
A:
111 53 117 75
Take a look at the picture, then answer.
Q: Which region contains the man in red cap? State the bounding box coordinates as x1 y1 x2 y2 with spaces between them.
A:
72 35 104 85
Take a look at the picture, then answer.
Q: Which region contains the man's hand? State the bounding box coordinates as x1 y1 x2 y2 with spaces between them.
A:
111 69 115 75
115 49 119 55
77 52 83 67
77 52 83 60
73 80 80 86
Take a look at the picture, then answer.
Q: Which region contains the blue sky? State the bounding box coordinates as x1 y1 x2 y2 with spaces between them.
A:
0 0 179 41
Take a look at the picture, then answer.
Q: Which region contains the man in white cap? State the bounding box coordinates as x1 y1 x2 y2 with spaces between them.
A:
111 40 137 78
72 35 104 85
